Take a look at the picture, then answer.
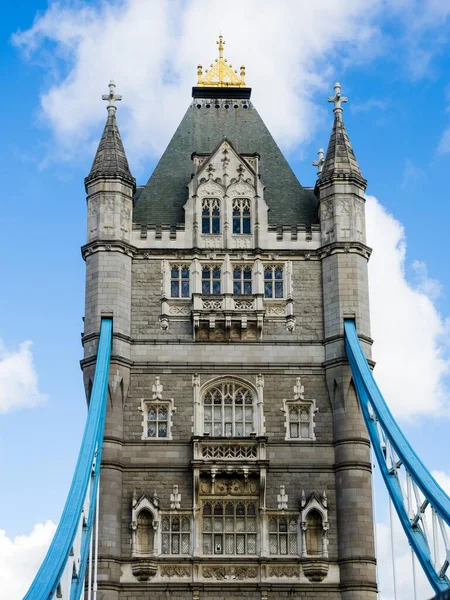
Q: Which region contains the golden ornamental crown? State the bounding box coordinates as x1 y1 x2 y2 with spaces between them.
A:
197 35 247 88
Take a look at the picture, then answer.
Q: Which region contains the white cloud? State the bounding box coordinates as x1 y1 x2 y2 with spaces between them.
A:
12 0 383 167
366 195 450 419
0 521 56 600
432 470 450 495
0 339 47 414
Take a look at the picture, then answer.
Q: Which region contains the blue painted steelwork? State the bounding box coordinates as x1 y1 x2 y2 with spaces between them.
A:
344 319 450 594
24 318 112 600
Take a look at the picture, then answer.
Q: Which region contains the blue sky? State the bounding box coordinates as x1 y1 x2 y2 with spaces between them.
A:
1 2 450 599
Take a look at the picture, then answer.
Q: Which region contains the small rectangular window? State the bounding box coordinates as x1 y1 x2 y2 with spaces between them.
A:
264 265 284 298
233 265 252 295
202 266 221 295
170 265 190 298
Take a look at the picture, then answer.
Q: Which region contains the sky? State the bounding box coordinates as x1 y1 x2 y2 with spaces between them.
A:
0 1 449 598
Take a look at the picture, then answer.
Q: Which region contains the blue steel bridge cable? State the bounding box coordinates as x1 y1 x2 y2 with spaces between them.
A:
344 319 450 594
23 318 112 600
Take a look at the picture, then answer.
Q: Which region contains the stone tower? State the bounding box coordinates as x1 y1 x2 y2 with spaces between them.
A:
82 40 376 600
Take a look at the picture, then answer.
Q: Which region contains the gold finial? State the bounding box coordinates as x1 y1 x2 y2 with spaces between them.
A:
196 35 247 88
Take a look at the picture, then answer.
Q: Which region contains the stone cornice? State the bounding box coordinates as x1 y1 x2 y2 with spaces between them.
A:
318 241 372 260
81 239 136 260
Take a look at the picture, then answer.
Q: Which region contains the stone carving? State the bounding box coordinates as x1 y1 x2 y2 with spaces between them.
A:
203 236 222 249
355 201 364 241
233 236 252 249
203 565 258 580
202 299 223 310
197 181 223 197
168 304 191 315
228 181 254 197
336 197 352 239
268 565 299 578
320 199 334 243
234 299 254 310
200 477 258 495
202 444 258 460
265 304 285 317
88 198 99 237
131 560 157 581
160 565 191 578
302 560 329 582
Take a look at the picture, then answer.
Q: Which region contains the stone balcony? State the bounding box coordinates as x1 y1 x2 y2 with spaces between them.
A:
191 436 268 475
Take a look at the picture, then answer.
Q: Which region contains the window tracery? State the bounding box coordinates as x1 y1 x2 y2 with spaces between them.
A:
203 381 255 437
232 198 251 234
282 378 317 441
202 198 221 234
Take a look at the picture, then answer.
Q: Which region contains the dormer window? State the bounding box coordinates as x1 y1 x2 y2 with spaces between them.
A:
232 198 251 234
233 265 252 295
202 198 221 234
202 266 221 295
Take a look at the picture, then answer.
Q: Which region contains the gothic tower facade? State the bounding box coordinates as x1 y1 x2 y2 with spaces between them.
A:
82 40 377 600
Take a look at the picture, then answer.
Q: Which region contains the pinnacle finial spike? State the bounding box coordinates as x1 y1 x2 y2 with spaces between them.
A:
312 147 325 175
102 79 122 115
328 81 348 120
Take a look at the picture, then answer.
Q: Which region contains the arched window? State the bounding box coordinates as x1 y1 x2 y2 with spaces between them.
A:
233 265 252 295
202 266 221 295
305 510 323 556
232 198 251 234
202 198 221 234
203 381 255 437
202 501 257 555
136 509 155 556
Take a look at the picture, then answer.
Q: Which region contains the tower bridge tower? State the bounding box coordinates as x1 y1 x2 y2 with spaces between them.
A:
82 39 376 600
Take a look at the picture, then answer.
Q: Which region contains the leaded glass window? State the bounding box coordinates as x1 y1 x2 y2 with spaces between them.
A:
147 404 169 438
203 382 254 437
202 501 257 555
269 516 298 555
170 265 190 298
202 198 221 234
287 404 312 440
264 265 284 298
202 266 221 295
161 515 191 555
232 198 251 234
233 265 252 295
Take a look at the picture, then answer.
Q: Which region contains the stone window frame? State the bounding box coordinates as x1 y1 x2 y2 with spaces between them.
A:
201 197 221 235
201 499 258 556
263 264 285 299
282 397 317 442
161 513 192 556
193 374 265 437
232 197 252 235
170 263 190 298
232 263 253 295
267 513 300 556
201 264 222 296
140 397 176 441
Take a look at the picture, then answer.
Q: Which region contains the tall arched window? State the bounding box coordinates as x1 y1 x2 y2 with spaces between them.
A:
232 198 251 234
202 198 221 234
203 381 255 437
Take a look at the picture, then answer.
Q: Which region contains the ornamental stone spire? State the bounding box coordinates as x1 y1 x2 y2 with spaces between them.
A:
319 82 365 187
85 80 135 188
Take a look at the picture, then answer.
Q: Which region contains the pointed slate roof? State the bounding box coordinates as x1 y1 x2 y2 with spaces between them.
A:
85 111 135 187
320 115 366 187
133 99 318 227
